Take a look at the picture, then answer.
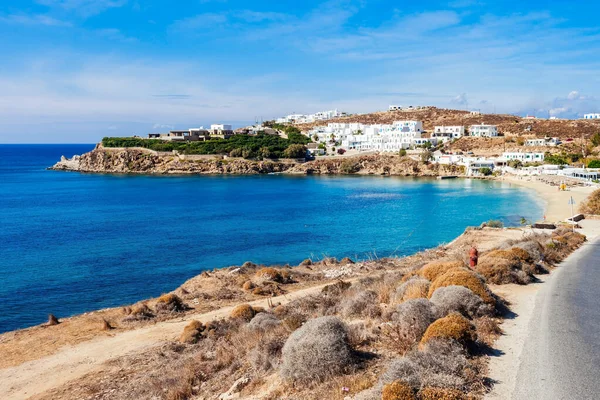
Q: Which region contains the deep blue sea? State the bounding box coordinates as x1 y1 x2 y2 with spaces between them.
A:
0 144 543 333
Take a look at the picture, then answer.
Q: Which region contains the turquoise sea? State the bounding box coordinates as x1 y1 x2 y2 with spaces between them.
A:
0 144 543 333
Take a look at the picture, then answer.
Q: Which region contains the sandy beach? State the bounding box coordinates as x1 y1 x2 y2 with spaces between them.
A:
500 175 597 223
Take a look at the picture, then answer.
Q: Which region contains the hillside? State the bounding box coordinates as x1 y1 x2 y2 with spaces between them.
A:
296 106 600 140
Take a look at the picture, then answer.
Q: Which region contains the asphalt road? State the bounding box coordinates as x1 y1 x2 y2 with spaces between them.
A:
513 237 600 399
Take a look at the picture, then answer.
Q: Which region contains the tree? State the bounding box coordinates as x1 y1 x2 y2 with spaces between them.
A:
229 148 242 157
423 141 433 149
259 146 271 159
399 149 407 157
508 159 523 168
242 148 253 159
588 159 600 168
479 167 492 176
592 133 600 147
283 144 307 159
312 134 319 142
420 150 433 163
337 148 346 155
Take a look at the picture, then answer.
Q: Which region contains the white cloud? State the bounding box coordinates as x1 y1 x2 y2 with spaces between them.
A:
0 13 71 27
35 0 128 17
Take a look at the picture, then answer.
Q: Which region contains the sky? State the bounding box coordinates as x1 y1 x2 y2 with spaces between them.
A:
1 0 600 143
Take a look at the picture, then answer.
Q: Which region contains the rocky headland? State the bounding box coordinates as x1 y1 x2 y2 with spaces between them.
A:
51 145 465 176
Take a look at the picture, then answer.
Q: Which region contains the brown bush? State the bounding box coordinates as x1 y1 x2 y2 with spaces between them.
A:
242 280 255 290
418 387 467 400
47 314 60 326
230 304 256 321
382 381 416 400
179 320 205 344
155 294 186 313
579 188 600 215
420 313 476 348
341 290 381 318
428 269 494 304
123 303 154 321
474 316 503 346
255 267 292 284
395 277 430 303
420 261 465 282
475 259 531 285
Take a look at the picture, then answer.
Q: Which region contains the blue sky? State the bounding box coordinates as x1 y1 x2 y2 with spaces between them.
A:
1 0 600 143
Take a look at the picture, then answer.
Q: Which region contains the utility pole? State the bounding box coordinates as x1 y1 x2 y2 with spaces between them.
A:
569 196 576 232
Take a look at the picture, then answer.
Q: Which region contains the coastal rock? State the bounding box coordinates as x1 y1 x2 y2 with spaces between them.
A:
50 146 465 177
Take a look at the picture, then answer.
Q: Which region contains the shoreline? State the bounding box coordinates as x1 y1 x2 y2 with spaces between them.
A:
498 174 597 223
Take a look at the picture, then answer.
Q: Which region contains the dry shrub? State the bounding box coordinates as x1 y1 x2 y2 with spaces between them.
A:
512 240 544 262
428 269 494 305
242 280 255 290
282 313 306 332
255 267 293 284
249 326 288 372
280 316 357 383
248 312 281 331
252 283 285 296
419 387 467 400
341 290 381 319
340 257 355 265
475 253 531 285
473 316 502 346
47 314 60 326
300 258 313 266
230 304 256 321
381 340 473 392
579 188 600 215
420 313 476 348
123 303 154 322
155 294 186 313
395 277 431 303
420 261 465 282
391 299 438 345
322 280 352 295
382 381 416 400
179 320 205 344
430 286 494 319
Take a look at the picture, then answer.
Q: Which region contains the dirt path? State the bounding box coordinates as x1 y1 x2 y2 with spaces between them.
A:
0 283 331 400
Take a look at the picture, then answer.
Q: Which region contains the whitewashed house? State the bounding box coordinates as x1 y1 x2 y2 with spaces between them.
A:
584 113 600 120
469 124 498 137
525 137 561 147
501 152 545 163
433 126 465 141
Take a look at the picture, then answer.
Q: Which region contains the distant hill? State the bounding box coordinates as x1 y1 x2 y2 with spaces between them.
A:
296 106 600 140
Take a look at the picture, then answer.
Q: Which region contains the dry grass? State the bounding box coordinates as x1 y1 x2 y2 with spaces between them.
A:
383 381 417 400
428 269 494 305
420 313 476 348
419 261 465 282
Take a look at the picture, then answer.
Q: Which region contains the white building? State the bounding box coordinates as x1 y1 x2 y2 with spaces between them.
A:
389 105 401 111
469 124 498 137
501 152 545 163
276 109 347 124
210 124 232 131
433 126 465 140
336 120 425 152
525 137 561 147
584 113 600 120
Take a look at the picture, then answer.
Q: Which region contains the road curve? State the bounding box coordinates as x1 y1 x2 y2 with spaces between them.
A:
513 237 600 400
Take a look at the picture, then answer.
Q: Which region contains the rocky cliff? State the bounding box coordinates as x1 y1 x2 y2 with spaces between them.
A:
51 146 465 177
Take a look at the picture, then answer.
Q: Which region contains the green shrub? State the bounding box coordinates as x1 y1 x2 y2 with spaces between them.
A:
486 220 504 228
